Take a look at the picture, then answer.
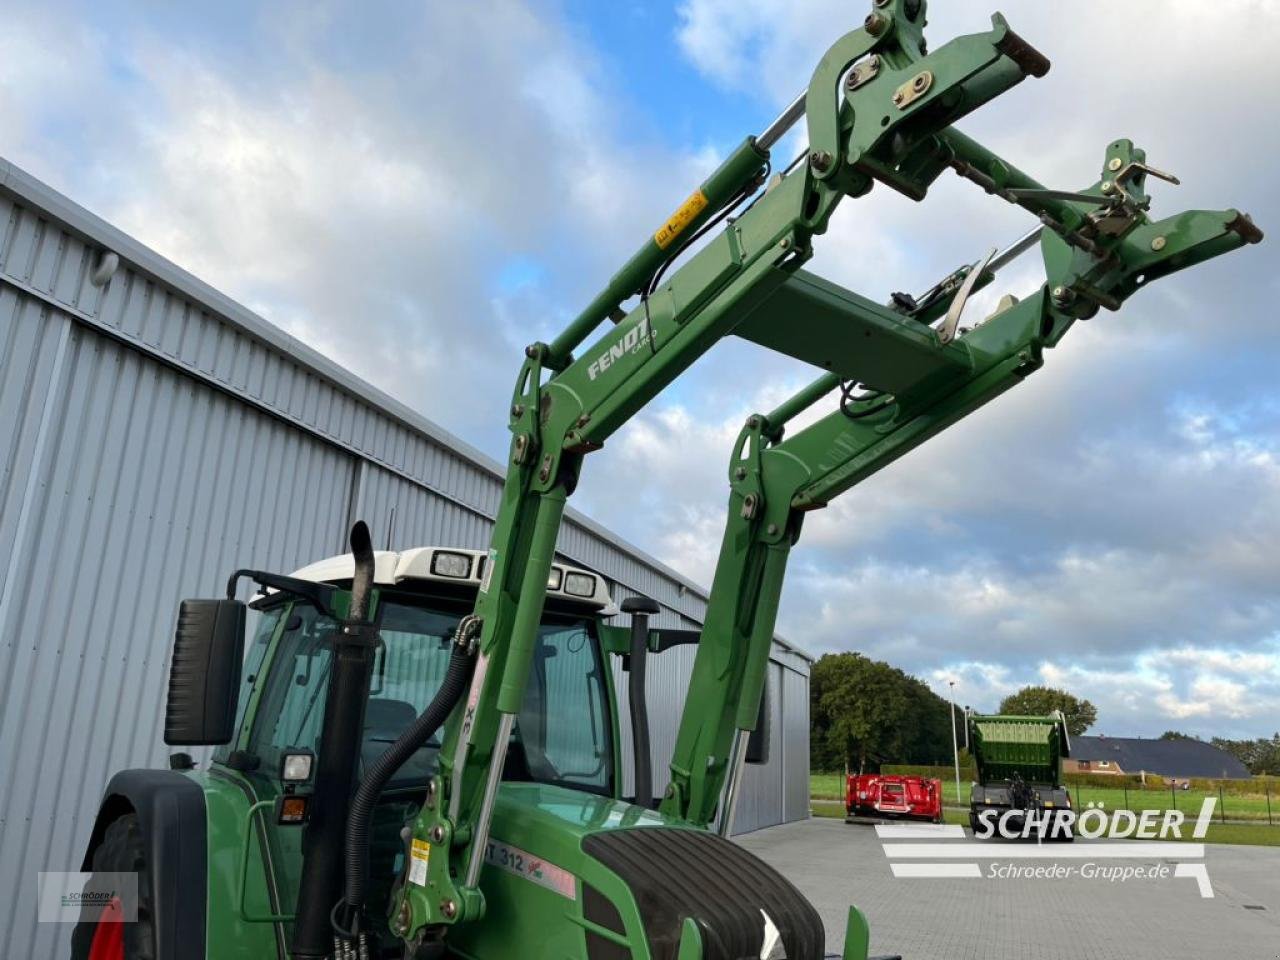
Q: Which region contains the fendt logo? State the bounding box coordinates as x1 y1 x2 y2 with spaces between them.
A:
587 317 651 381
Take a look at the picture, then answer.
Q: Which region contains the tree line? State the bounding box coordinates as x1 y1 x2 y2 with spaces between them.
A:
809 652 957 772
809 646 1275 776
810 655 1099 772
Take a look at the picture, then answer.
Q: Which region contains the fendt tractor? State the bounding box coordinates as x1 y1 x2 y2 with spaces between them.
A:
73 2 1260 958
967 712 1073 840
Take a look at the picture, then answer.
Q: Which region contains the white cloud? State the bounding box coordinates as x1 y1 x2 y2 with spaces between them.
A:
5 0 1278 738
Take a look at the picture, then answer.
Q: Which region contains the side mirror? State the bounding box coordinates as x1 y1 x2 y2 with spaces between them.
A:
164 599 246 745
745 674 770 765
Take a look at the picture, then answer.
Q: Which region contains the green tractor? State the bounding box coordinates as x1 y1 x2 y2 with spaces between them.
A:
75 534 774 960
73 1 1259 958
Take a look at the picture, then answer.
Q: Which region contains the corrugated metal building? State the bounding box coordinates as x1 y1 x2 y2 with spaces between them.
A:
0 158 811 957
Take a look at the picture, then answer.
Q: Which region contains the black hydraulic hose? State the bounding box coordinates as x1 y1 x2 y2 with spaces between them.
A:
339 635 476 915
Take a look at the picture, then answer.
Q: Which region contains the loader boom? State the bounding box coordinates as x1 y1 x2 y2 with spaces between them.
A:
665 174 1255 826
379 0 1260 949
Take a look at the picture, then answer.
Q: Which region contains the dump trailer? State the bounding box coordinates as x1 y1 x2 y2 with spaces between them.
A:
846 775 943 824
73 1 1259 957
967 712 1073 838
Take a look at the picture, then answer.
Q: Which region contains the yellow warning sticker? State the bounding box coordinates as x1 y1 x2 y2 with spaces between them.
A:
654 190 709 250
409 839 431 886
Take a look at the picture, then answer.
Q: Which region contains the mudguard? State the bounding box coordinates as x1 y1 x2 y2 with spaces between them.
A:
81 769 207 960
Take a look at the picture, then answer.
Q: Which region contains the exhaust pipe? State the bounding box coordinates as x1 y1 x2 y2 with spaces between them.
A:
291 522 380 959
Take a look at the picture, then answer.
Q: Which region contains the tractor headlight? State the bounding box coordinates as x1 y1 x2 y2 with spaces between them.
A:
563 572 596 598
280 750 315 783
431 551 472 579
547 568 563 590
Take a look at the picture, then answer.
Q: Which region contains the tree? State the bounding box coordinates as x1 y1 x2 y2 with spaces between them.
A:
1211 734 1280 775
1159 730 1200 741
997 685 1097 737
809 652 953 772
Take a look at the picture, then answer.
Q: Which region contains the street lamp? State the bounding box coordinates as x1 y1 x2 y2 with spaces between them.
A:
948 680 961 806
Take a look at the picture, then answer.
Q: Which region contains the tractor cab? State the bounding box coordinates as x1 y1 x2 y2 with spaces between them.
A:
204 547 625 952
221 546 619 802
74 543 641 960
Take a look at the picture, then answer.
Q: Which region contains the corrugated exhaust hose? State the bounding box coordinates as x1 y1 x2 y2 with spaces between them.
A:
337 623 477 926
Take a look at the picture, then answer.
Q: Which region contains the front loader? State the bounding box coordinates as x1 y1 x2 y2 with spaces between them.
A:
74 2 1260 959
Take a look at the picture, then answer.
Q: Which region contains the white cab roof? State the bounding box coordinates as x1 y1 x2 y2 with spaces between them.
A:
290 546 614 613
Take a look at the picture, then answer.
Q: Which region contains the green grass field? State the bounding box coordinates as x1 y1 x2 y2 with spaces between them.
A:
811 773 1279 821
808 797 1280 846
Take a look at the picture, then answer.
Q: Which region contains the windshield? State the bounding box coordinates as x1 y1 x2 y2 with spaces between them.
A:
228 594 614 795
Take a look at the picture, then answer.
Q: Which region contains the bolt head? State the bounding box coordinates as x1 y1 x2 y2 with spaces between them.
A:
1108 157 1123 172
429 825 446 843
766 523 779 536
864 12 887 35
1150 235 1167 251
525 344 538 359
809 150 833 172
510 404 524 418
1101 181 1115 194
440 899 458 919
734 466 747 480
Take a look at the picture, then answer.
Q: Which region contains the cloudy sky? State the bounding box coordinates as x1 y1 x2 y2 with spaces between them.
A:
3 0 1278 738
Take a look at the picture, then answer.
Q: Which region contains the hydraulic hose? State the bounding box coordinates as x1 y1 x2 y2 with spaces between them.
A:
339 626 476 918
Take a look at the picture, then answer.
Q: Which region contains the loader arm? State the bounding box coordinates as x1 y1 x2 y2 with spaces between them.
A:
663 178 1259 827
373 0 1261 949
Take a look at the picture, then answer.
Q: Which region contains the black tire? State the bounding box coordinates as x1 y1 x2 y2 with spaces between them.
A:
70 814 156 959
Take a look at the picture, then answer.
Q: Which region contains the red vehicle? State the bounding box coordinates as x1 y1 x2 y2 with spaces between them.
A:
846 774 944 823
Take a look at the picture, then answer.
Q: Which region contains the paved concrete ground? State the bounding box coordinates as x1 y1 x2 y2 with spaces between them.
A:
737 818 1280 959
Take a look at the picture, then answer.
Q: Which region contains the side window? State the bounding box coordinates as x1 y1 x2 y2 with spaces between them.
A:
518 620 612 794
214 606 283 762
248 606 337 776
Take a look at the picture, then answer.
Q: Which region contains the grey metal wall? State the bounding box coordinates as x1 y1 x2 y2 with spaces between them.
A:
0 158 810 958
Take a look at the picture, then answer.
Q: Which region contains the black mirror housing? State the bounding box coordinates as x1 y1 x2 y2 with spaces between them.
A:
164 599 247 745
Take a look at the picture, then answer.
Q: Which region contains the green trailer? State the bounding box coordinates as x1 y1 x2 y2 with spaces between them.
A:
967 711 1073 839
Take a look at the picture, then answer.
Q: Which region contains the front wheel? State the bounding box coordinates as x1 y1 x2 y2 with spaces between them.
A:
70 814 156 960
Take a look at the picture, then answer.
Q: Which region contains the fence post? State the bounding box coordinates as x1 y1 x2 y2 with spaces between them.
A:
1267 782 1272 826
1123 783 1129 812
1170 781 1176 812
1219 784 1226 823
